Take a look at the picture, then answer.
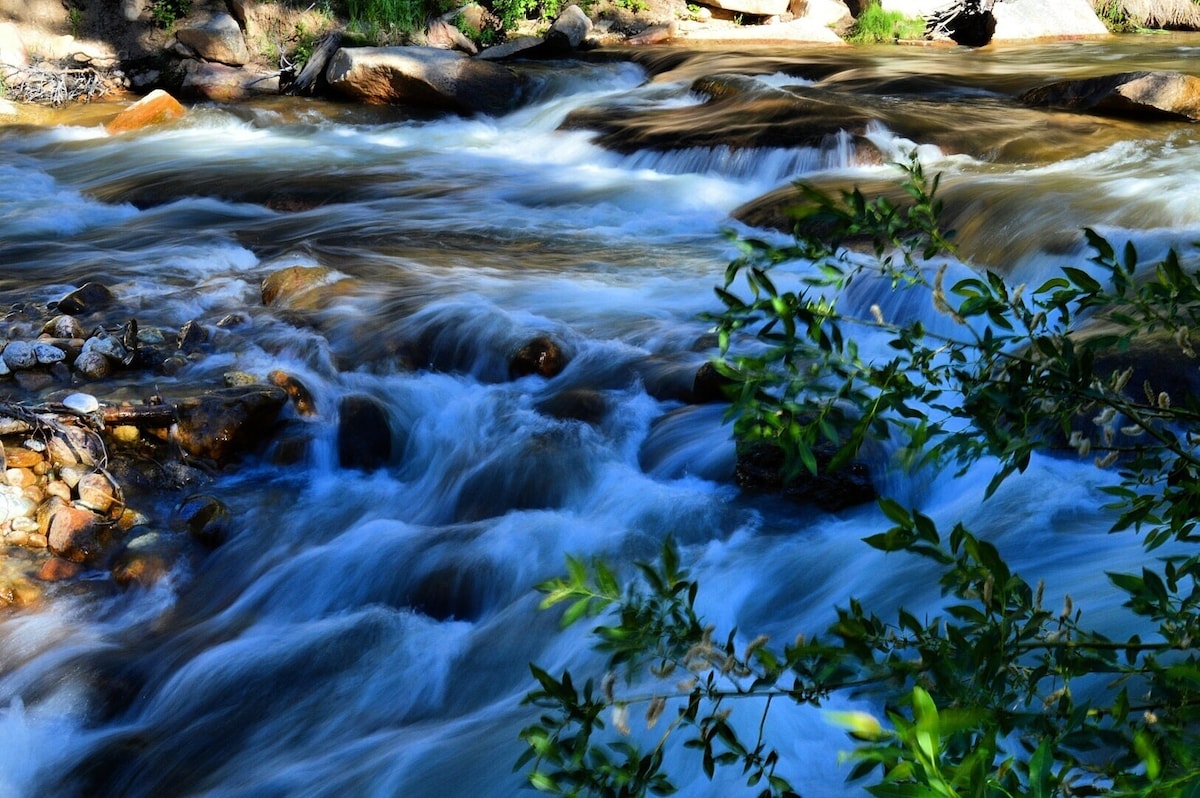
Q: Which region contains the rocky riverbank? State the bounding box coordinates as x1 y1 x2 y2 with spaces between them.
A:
0 0 1146 109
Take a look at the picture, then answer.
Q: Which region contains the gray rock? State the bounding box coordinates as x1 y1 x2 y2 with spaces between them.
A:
545 4 593 53
176 12 251 66
1 341 35 371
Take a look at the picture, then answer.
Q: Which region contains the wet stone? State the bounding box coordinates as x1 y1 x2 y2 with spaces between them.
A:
46 502 106 563
509 335 568 379
57 282 116 315
171 493 230 547
337 394 392 470
178 319 209 353
43 314 85 339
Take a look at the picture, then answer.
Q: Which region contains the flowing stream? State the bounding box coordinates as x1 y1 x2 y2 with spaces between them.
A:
1 36 1200 797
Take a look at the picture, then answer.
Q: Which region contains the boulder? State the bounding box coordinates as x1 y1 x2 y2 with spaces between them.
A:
104 89 187 134
175 12 251 66
324 45 524 115
991 0 1108 40
181 59 280 101
1021 71 1200 122
545 5 593 53
425 19 478 55
0 21 28 70
796 0 854 30
170 385 288 463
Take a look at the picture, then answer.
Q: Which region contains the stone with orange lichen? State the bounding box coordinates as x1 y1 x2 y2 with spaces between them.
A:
104 89 186 135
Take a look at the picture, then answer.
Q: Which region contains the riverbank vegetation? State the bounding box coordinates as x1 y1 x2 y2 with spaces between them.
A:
519 161 1200 796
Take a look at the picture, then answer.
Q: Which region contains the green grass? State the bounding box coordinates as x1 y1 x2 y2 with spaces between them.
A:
846 1 926 42
344 0 433 34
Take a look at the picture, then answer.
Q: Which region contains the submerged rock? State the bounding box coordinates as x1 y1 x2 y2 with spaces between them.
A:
172 493 231 547
509 336 568 379
735 440 875 511
337 394 392 470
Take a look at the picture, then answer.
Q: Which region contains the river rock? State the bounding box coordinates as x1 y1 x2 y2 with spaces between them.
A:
177 319 209 353
32 341 65 365
4 447 42 469
545 5 593 53
46 423 105 467
172 493 231 547
562 76 871 152
57 281 116 315
170 385 288 463
1020 71 1200 122
509 336 568 379
43 315 85 339
2 341 36 371
181 59 280 101
269 369 317 416
61 392 100 415
46 501 106 563
337 394 392 470
534 389 609 425
0 485 36 525
425 19 478 55
76 469 118 514
104 90 187 135
324 45 524 115
735 440 875 511
74 350 112 380
261 265 355 310
175 12 250 66
110 531 186 589
991 0 1108 40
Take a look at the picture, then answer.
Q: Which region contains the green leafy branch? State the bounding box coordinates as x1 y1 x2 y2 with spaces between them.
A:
519 160 1200 797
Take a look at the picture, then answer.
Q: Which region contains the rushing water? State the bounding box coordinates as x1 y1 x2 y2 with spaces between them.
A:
1 36 1200 797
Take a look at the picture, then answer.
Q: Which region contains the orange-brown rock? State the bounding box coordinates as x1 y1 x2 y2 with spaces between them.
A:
46 502 106 563
37 558 85 581
260 265 356 311
104 89 187 135
170 385 288 463
4 447 43 469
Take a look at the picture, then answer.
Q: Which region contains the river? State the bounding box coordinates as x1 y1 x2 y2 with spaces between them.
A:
1 35 1199 797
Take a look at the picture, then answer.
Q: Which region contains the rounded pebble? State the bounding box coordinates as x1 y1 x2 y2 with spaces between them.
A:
61 392 100 414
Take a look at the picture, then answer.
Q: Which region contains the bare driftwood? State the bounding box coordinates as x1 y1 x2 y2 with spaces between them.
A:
287 31 342 96
100 404 178 428
0 61 111 106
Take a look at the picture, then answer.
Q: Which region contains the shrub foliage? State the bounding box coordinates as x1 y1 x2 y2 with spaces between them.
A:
518 159 1200 796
